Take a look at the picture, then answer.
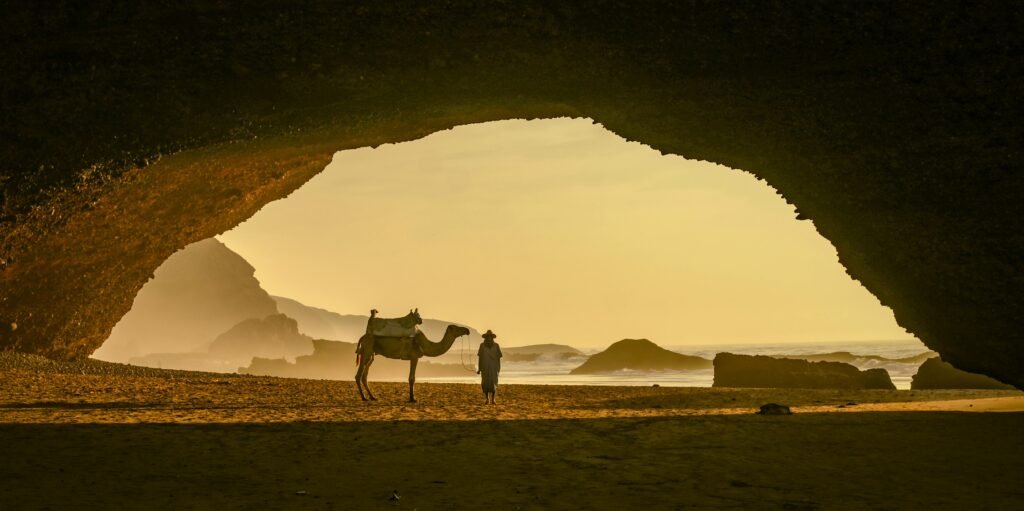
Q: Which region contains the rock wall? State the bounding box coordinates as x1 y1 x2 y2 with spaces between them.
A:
0 2 1021 387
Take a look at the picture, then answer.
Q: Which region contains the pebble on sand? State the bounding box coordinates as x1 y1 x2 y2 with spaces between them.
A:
756 403 793 415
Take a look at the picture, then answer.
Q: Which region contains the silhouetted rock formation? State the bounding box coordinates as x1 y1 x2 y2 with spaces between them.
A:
273 296 483 345
240 339 470 380
94 239 278 361
713 353 896 389
570 339 711 374
130 313 320 374
787 351 937 365
208 313 313 364
911 358 1015 390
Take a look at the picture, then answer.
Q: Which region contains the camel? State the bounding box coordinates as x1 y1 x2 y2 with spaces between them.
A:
355 324 470 402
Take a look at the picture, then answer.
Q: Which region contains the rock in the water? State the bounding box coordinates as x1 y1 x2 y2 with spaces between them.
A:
911 358 1015 390
713 353 896 390
757 403 792 415
570 339 711 374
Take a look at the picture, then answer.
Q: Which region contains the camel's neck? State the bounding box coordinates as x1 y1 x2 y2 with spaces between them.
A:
418 328 462 357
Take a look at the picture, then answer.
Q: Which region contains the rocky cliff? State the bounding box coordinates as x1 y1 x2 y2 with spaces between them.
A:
93 239 277 361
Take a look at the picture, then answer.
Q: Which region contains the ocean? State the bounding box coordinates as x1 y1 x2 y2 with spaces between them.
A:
419 339 932 390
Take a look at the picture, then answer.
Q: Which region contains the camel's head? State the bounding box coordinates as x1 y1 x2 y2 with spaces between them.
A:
446 324 471 338
409 308 422 325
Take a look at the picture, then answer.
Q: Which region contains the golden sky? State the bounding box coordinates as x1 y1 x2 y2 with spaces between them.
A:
218 118 914 347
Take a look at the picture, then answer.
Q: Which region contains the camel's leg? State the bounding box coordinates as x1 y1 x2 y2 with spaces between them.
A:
362 355 377 401
354 335 377 401
408 357 418 403
355 336 370 401
355 358 368 401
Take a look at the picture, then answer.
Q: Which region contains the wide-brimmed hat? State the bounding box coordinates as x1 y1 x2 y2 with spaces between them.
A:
482 330 497 339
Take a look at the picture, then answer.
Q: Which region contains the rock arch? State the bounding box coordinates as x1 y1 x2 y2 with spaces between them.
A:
1 3 1021 387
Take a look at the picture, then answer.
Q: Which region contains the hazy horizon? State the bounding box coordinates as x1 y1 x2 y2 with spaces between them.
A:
263 290 921 350
218 118 916 348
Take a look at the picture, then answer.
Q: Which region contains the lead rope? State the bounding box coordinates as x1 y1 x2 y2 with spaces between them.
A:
460 332 476 373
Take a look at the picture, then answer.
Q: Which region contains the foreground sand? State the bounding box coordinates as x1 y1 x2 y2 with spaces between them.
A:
1 362 1022 510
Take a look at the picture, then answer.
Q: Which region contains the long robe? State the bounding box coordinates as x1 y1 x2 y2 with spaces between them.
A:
478 342 502 393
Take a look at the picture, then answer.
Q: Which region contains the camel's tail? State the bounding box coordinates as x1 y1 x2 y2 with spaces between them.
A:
356 353 362 366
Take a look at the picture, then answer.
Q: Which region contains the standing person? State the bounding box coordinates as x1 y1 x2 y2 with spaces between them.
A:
477 330 502 404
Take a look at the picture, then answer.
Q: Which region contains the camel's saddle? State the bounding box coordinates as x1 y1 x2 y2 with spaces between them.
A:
367 309 422 338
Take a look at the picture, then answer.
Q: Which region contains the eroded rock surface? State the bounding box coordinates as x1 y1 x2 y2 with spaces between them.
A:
0 3 1021 387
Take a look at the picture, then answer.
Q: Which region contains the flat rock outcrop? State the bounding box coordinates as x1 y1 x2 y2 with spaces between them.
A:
570 339 711 374
713 353 896 390
911 358 1016 390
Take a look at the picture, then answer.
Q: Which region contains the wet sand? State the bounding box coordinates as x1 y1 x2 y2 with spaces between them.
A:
1 360 1022 509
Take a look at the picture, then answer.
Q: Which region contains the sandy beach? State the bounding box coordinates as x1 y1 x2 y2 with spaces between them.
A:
1 358 1022 510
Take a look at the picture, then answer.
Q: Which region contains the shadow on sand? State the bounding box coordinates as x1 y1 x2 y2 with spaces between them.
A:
1 412 1022 510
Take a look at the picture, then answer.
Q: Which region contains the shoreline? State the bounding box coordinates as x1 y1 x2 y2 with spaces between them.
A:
2 363 1020 424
